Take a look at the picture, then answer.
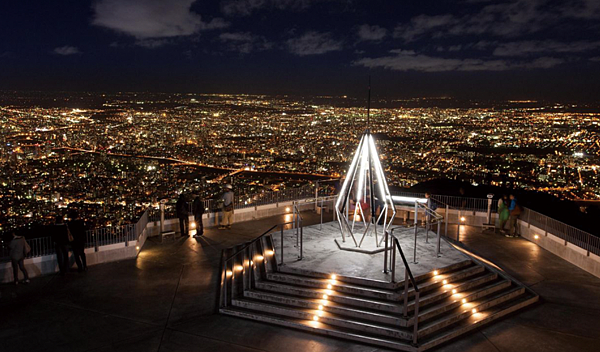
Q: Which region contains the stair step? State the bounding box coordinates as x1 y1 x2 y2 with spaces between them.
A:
255 280 405 313
244 289 406 326
419 291 539 351
416 278 511 323
231 298 413 340
266 272 397 300
418 285 526 338
278 259 474 290
220 306 417 352
409 265 485 297
408 272 498 312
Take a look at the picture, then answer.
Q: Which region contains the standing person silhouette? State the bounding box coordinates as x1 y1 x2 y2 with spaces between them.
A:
192 192 205 237
68 211 88 272
52 215 70 276
219 184 234 230
176 193 189 237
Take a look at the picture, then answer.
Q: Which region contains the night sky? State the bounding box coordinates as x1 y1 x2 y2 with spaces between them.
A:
2 0 600 100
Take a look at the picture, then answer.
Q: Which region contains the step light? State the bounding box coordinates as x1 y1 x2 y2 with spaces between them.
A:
255 255 264 261
331 274 337 280
462 298 467 304
452 289 457 294
266 250 274 256
472 308 477 314
442 280 448 285
313 315 319 321
433 270 439 276
226 270 233 277
235 265 243 272
323 294 328 300
327 284 333 289
534 234 539 240
318 305 324 310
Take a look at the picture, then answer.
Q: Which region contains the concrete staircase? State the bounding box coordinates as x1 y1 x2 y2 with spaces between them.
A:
218 235 538 351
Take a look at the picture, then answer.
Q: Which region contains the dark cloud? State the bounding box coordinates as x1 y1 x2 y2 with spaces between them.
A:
92 0 228 40
354 49 564 72
221 0 312 17
357 24 387 41
219 32 272 53
493 40 600 56
53 46 82 55
395 0 600 42
394 14 458 42
286 31 342 56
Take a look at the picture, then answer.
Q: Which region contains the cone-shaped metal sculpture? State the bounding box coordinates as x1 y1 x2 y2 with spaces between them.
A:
335 130 396 248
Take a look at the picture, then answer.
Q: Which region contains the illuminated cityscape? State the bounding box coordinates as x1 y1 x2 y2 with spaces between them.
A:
1 91 599 232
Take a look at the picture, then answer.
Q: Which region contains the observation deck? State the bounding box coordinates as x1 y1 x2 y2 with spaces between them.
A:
1 193 600 352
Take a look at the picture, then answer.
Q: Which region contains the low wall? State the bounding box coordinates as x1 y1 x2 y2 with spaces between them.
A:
517 221 600 278
397 205 600 278
1 227 147 283
147 200 298 237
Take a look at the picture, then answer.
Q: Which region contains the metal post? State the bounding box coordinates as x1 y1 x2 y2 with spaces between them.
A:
413 202 418 264
445 205 449 238
383 231 389 273
299 220 303 260
436 221 441 257
320 197 323 230
457 210 461 242
544 216 548 237
280 225 284 265
315 181 319 211
160 202 165 233
402 268 409 317
486 197 492 225
413 291 420 346
391 243 397 283
527 208 531 228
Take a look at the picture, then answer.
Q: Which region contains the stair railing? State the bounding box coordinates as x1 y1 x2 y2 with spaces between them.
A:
387 228 421 346
218 220 304 309
417 202 445 257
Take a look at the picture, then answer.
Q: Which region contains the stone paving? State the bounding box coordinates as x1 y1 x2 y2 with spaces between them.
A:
1 212 600 352
273 221 469 282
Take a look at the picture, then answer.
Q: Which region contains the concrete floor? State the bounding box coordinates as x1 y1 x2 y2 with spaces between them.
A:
1 212 599 352
273 221 469 282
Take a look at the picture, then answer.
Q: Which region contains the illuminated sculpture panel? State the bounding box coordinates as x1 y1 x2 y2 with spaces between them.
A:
335 131 396 248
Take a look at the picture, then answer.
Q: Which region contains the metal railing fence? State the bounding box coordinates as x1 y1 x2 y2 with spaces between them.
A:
1 209 150 262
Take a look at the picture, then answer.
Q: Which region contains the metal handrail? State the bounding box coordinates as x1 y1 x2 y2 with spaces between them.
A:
224 225 278 262
387 229 421 346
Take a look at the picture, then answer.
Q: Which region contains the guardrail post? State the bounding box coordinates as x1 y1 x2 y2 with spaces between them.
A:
280 225 284 266
413 202 418 264
383 231 389 273
413 291 420 346
391 244 396 283
320 197 323 230
544 216 548 237
402 268 409 317
299 222 303 260
527 208 531 228
445 205 449 238
436 221 441 257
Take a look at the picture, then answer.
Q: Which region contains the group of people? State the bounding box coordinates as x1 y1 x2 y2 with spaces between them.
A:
175 184 235 237
9 210 88 285
497 194 522 237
